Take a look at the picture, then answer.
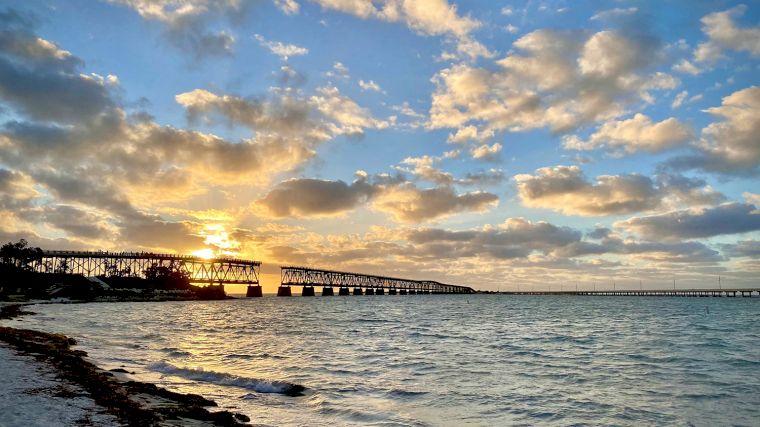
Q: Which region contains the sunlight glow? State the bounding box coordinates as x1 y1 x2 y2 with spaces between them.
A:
192 248 215 259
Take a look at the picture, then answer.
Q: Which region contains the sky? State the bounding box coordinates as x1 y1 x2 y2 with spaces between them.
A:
0 0 758 292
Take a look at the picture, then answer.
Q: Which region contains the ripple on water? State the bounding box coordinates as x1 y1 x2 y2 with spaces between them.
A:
13 296 760 426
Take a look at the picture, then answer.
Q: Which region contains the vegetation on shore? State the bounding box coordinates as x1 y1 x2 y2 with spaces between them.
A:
0 304 251 426
0 240 228 301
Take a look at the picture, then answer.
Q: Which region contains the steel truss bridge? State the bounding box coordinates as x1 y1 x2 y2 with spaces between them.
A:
280 266 474 294
32 251 260 285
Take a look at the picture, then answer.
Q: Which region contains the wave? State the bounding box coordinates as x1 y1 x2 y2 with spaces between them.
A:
147 361 306 396
161 347 191 357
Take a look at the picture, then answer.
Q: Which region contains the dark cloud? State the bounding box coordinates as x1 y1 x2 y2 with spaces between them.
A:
0 9 115 123
258 176 374 217
407 218 581 259
721 240 760 258
616 203 760 240
257 173 499 223
515 165 725 216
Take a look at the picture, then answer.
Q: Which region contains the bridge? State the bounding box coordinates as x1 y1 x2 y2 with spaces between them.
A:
32 250 261 286
268 266 475 296
495 289 760 297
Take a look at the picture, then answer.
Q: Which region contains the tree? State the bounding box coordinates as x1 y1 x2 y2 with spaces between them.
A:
144 264 191 289
0 239 43 272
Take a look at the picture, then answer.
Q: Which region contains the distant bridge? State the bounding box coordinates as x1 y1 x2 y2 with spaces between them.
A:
33 251 261 285
273 266 475 296
497 289 760 298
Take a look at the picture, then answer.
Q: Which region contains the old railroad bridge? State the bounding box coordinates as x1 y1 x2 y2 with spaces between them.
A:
24 250 759 297
30 251 473 296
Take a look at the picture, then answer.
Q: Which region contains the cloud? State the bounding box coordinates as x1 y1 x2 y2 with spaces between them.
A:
615 203 760 240
672 59 701 75
470 142 502 160
429 27 673 137
358 79 384 93
372 184 497 222
0 10 115 124
107 0 247 58
325 61 349 79
0 13 398 251
309 0 479 38
254 34 308 60
515 166 661 216
671 90 688 108
722 240 760 258
176 85 388 139
562 113 692 154
668 86 760 175
274 0 300 15
304 0 486 60
407 218 581 259
256 171 499 223
694 5 760 63
257 175 373 218
590 7 638 21
515 166 724 216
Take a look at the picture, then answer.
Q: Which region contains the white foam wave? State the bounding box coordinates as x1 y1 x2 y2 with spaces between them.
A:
147 361 305 395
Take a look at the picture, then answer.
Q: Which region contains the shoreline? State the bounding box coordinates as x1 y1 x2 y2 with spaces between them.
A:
0 304 252 426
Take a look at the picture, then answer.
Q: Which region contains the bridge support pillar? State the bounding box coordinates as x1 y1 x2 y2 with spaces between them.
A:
322 287 334 296
246 285 263 297
365 288 375 295
338 287 350 296
388 288 397 295
302 286 315 296
353 287 363 295
277 286 292 297
400 289 407 295
376 288 385 295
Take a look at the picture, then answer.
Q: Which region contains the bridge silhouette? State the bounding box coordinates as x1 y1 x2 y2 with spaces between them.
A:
33 251 261 285
27 250 473 297
269 266 475 296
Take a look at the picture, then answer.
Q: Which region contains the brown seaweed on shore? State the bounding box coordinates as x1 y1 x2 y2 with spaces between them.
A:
0 305 251 426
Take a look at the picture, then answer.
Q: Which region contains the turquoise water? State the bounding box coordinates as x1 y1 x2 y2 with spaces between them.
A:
12 295 760 426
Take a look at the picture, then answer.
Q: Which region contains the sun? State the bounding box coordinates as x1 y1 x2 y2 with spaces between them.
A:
192 248 215 259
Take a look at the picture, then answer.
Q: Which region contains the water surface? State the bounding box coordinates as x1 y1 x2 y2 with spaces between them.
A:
12 295 760 426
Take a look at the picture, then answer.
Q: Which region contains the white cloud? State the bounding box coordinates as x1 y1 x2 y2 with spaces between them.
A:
470 142 502 161
274 0 300 15
325 61 350 79
672 90 689 109
672 59 701 75
430 28 674 137
254 34 308 60
694 5 760 63
358 79 385 93
671 86 760 174
563 113 692 154
515 166 724 217
590 7 638 21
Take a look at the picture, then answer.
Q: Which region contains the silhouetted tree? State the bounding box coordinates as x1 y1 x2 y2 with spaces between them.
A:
0 239 43 272
144 264 191 289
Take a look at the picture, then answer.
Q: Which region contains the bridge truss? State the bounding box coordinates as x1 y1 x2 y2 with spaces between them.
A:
280 266 474 294
32 251 260 285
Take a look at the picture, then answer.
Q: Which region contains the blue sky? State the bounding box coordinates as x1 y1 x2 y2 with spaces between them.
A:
0 0 758 291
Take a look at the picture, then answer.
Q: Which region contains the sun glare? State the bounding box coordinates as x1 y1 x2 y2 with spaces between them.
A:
192 248 215 259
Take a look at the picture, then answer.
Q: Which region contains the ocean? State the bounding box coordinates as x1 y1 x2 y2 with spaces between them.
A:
11 295 760 426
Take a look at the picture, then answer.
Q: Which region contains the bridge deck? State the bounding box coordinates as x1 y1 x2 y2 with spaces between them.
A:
280 266 474 294
495 289 760 297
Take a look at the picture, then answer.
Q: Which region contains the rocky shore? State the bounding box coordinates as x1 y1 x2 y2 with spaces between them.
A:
0 304 251 426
